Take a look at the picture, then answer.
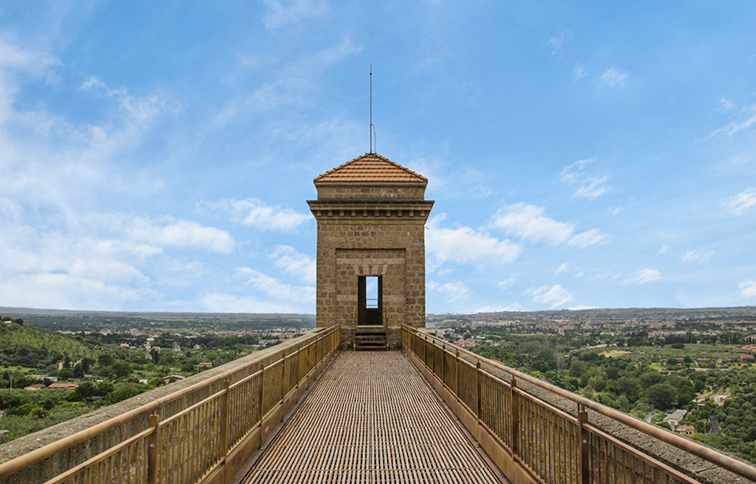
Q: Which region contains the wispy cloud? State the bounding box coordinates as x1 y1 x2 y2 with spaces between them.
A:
548 30 572 53
269 245 316 284
717 98 736 112
428 281 471 303
491 203 607 247
476 303 526 313
200 293 298 313
215 37 360 124
127 218 234 254
496 275 516 289
204 198 310 231
427 216 521 268
526 284 574 308
657 245 670 255
236 267 315 303
556 263 569 274
682 249 713 263
624 268 662 285
598 68 629 87
710 103 756 138
723 188 756 215
262 0 329 30
572 63 588 81
559 157 610 200
740 280 756 299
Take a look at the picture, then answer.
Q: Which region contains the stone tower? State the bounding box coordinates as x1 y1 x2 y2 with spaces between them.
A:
308 153 434 348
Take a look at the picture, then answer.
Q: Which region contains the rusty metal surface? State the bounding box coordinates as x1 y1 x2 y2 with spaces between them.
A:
243 351 499 483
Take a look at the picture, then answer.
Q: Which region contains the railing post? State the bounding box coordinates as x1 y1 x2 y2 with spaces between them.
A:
511 377 519 458
258 362 265 425
220 379 229 460
578 405 590 484
148 411 160 484
441 343 446 386
455 349 460 398
476 360 481 419
281 351 286 402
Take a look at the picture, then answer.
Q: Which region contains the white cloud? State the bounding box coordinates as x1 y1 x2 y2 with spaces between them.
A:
0 199 23 222
568 228 608 248
526 284 574 308
491 203 607 247
559 157 610 200
573 176 609 200
206 198 310 231
128 219 234 254
262 0 329 30
0 273 155 310
572 63 588 81
723 188 756 215
236 267 315 303
492 203 572 244
711 103 756 138
497 276 516 289
569 305 598 310
548 30 572 53
717 98 736 112
682 249 713 263
657 245 670 255
215 37 360 124
740 280 756 299
556 263 569 275
200 293 298 313
428 281 471 303
598 68 628 87
427 217 521 267
624 268 662 285
476 303 526 313
270 245 316 284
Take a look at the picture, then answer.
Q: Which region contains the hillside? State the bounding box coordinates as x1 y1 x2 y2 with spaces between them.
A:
0 320 99 370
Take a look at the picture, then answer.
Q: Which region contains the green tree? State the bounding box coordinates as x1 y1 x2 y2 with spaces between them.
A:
616 377 641 403
72 382 98 401
111 362 132 378
646 383 678 410
98 354 115 367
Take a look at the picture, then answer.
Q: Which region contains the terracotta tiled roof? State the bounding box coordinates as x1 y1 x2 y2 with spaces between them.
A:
314 153 427 183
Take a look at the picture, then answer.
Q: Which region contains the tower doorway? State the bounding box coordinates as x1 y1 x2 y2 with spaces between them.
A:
357 276 382 326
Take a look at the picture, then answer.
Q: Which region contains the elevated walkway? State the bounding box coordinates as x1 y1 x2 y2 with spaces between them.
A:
3 326 756 484
243 351 500 483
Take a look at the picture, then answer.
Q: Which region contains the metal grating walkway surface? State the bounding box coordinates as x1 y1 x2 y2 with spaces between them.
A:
243 351 500 484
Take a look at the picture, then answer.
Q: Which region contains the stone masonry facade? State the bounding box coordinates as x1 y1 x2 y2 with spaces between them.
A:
308 154 433 348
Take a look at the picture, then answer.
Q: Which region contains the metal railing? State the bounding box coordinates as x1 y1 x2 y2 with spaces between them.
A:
402 325 756 484
0 326 340 484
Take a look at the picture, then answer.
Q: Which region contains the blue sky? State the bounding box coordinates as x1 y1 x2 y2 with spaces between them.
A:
1 1 755 314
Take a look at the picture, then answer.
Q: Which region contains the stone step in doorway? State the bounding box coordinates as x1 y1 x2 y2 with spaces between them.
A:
355 325 387 350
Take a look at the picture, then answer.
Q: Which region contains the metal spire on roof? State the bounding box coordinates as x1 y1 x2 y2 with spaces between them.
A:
369 65 376 154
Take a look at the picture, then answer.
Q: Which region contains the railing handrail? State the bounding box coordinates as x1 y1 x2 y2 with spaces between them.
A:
403 325 756 482
0 326 337 480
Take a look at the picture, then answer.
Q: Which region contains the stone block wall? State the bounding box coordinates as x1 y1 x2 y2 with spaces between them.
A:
314 219 427 348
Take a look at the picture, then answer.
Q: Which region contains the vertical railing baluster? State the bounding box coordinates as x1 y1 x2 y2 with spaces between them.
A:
259 362 265 425
476 360 481 419
147 412 159 484
578 405 590 484
281 351 287 403
220 379 229 464
455 349 460 399
511 377 519 460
